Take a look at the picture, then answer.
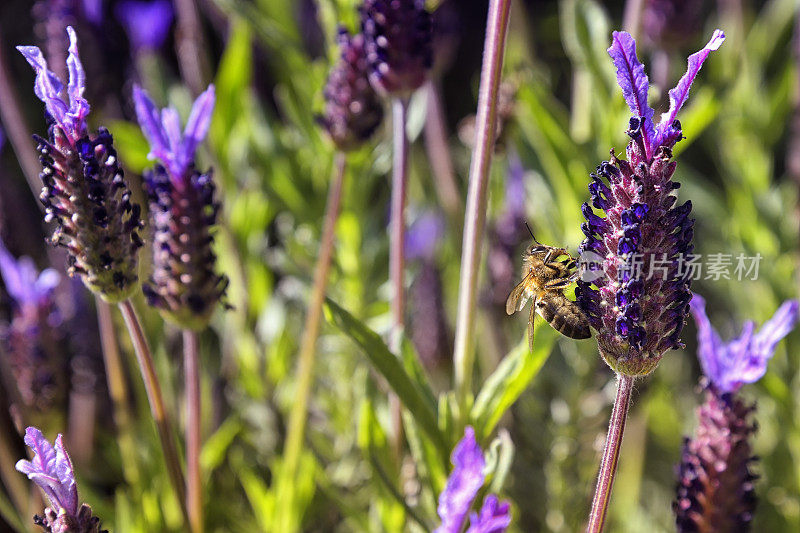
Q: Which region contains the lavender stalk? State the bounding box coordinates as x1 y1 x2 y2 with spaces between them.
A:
577 30 725 531
452 0 512 415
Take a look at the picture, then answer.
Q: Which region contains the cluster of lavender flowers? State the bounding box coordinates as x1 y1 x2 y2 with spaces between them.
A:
674 295 799 531
577 29 725 376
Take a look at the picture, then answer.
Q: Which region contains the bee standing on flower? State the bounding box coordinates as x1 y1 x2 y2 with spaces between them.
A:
506 230 591 351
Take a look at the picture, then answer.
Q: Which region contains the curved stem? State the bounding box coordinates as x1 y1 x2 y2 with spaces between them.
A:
183 329 203 533
118 299 189 525
453 0 513 416
587 373 635 533
282 151 347 493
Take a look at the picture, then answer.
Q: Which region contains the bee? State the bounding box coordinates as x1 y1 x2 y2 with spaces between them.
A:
506 228 591 351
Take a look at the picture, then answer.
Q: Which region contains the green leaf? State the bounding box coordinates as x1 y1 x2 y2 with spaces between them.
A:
470 325 557 439
200 416 242 474
107 120 151 174
324 298 447 454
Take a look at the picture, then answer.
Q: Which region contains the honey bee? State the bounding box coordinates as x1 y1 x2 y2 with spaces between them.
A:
506 229 591 351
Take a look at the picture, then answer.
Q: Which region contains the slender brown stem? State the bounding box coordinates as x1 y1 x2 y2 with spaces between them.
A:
453 0 512 415
183 329 203 533
117 299 189 525
587 374 635 533
390 98 409 345
0 26 44 197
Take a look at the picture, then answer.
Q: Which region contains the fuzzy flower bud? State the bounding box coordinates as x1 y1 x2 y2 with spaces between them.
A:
16 427 106 533
360 0 433 97
435 427 511 533
133 84 227 329
18 27 144 302
576 30 724 376
320 30 384 151
673 296 798 531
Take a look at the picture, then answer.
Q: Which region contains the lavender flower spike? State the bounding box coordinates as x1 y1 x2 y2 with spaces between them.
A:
577 30 724 376
17 26 90 145
115 0 174 52
16 427 104 532
18 27 144 302
435 427 511 533
689 294 799 393
133 85 227 329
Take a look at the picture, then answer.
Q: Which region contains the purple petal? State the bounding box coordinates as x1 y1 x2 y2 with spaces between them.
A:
607 31 656 158
748 300 800 374
16 45 68 126
466 495 511 533
655 30 725 148
0 241 37 305
65 27 90 128
161 107 183 162
406 211 445 261
16 427 78 516
115 0 174 51
81 0 104 25
435 427 486 533
133 84 170 164
180 85 215 174
689 294 726 387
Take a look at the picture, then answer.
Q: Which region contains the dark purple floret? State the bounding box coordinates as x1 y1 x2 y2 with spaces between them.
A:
360 0 433 97
576 30 724 376
18 28 143 302
673 387 757 532
133 85 227 329
320 30 384 151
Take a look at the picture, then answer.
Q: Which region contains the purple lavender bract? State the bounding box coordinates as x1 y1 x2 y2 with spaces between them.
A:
115 0 174 52
16 427 105 533
435 427 511 533
133 84 227 329
360 0 433 97
576 30 724 376
17 27 144 302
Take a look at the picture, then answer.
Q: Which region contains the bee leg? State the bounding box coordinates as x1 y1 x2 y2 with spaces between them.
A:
543 278 572 290
528 298 536 352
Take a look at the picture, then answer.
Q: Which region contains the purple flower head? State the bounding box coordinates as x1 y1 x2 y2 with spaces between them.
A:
689 294 799 393
17 26 90 145
406 211 445 261
16 427 78 517
115 1 174 52
577 31 724 376
133 83 215 180
361 0 433 97
81 0 104 25
0 240 60 310
607 30 724 159
435 427 511 533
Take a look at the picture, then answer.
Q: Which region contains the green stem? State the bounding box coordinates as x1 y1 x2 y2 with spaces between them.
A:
118 299 189 526
452 0 513 418
587 373 634 533
183 329 203 533
282 151 347 503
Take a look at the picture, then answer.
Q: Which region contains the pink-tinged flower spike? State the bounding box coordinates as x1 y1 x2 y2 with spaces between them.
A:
17 26 90 146
689 294 799 394
320 30 385 151
16 427 105 533
361 0 433 97
576 30 725 376
673 296 797 532
435 427 511 533
133 84 227 329
17 27 144 302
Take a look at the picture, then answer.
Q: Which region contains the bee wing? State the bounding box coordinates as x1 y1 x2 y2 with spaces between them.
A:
506 273 533 315
527 297 536 352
